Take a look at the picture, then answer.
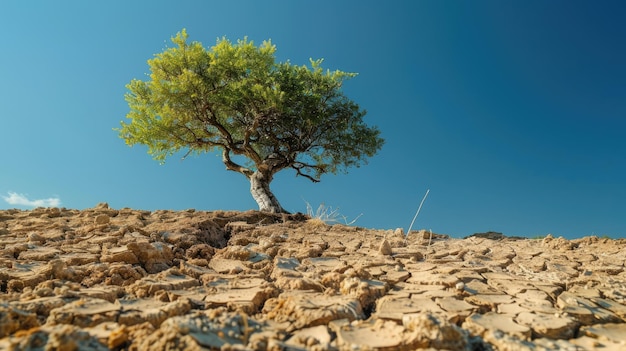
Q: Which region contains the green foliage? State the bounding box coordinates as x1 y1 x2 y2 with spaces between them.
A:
118 29 384 183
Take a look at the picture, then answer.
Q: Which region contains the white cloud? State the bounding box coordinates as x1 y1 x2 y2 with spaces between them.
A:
2 192 61 208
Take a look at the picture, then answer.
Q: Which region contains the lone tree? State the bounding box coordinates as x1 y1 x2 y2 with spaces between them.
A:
118 30 384 213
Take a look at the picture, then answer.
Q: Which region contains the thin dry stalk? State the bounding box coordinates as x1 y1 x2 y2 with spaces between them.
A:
406 189 430 238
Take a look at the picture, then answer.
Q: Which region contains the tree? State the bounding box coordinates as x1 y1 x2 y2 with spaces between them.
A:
118 29 384 213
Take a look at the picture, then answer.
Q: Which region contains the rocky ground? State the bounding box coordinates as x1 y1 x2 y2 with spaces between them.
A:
0 204 625 350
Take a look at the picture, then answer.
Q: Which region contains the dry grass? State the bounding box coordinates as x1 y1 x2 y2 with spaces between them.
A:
304 201 362 226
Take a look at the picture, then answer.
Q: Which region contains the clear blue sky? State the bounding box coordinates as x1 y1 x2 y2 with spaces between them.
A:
1 1 625 239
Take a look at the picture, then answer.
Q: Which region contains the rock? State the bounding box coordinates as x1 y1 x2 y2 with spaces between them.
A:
202 280 278 314
436 296 477 323
128 269 200 298
47 297 121 327
403 312 474 350
464 279 502 295
263 291 364 331
135 310 254 350
0 304 40 338
340 277 388 311
515 311 578 339
557 291 621 325
580 323 626 343
406 269 460 287
378 238 392 255
302 256 345 272
100 245 139 264
127 241 173 273
118 298 192 327
17 246 61 261
375 296 444 321
1 324 109 350
332 318 418 350
464 294 515 313
285 325 332 349
95 214 110 225
591 297 626 320
27 232 45 243
480 329 537 351
332 312 474 351
208 257 246 274
463 312 532 340
466 231 507 240
569 335 626 350
274 275 325 292
270 256 301 278
542 235 578 250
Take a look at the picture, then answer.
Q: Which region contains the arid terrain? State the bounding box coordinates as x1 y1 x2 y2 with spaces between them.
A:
1 204 625 350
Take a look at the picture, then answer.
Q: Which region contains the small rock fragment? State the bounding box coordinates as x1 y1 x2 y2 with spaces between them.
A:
379 238 392 255
95 214 110 225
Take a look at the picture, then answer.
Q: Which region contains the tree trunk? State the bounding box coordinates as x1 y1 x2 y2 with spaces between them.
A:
249 171 286 213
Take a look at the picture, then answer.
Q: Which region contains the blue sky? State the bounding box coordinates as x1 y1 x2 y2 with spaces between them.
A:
1 1 624 239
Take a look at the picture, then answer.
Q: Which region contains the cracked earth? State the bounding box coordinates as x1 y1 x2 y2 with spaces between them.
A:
1 204 625 350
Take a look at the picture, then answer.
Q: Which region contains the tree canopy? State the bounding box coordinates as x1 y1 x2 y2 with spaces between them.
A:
118 29 384 212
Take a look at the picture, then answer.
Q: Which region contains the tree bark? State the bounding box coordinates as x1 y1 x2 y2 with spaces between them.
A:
249 171 286 213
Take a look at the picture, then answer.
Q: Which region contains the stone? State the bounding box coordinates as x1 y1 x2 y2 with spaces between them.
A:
137 310 262 350
203 284 277 314
378 238 392 255
95 214 110 225
375 296 443 320
1 324 108 350
117 298 192 327
466 231 507 240
580 323 626 343
340 277 388 311
302 256 344 272
100 245 139 264
463 312 532 340
263 291 364 331
515 311 578 339
569 335 626 350
128 270 200 298
497 302 534 315
17 246 61 261
591 297 626 320
208 257 247 274
333 318 417 350
403 312 474 350
558 291 621 325
464 294 514 313
436 297 477 322
127 240 173 273
285 325 332 349
47 298 121 327
0 305 40 338
8 296 68 320
464 279 502 295
270 256 301 278
406 270 460 287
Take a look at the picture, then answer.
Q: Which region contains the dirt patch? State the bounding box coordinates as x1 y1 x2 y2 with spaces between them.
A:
1 205 625 350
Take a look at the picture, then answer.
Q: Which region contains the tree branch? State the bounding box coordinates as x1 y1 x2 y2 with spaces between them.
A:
222 149 253 177
242 115 263 164
291 162 321 183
